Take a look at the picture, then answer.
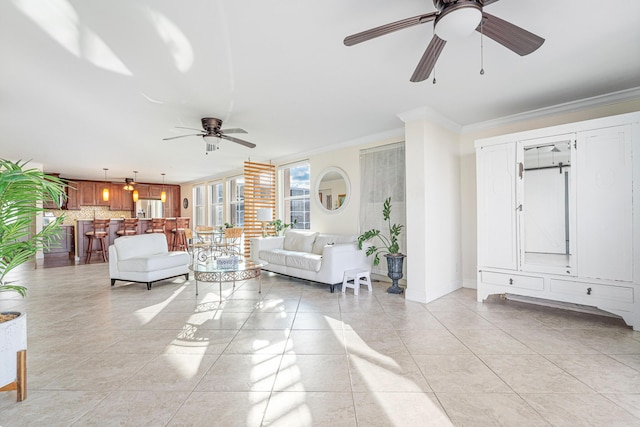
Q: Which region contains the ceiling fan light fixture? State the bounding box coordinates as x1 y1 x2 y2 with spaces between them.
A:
434 3 482 41
123 178 134 191
203 134 220 152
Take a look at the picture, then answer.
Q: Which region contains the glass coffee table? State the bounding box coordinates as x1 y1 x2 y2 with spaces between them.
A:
190 259 266 301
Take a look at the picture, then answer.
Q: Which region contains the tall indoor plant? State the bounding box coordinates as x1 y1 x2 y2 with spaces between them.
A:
357 197 405 294
0 159 67 399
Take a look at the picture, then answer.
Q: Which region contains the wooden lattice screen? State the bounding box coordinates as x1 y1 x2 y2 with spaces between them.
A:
243 161 275 255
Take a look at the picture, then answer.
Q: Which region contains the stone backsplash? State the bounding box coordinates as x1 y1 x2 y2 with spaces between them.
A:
49 206 132 225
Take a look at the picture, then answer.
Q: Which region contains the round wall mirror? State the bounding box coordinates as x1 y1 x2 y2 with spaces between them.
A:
315 167 350 213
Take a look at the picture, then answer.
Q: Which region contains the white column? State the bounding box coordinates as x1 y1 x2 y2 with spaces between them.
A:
399 108 463 303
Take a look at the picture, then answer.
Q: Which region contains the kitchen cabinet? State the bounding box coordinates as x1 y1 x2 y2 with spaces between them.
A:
43 225 74 255
134 184 150 199
476 112 640 331
79 181 110 206
164 186 181 218
66 182 79 210
149 184 164 199
109 184 134 211
43 173 66 209
61 178 179 214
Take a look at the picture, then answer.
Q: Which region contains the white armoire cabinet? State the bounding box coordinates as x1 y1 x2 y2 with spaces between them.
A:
476 112 640 330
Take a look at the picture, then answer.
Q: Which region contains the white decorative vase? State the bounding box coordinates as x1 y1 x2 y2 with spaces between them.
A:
0 312 27 387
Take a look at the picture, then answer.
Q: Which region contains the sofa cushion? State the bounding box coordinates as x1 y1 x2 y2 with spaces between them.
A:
283 230 318 253
115 233 168 260
285 252 322 272
259 249 288 265
118 251 189 272
311 233 356 255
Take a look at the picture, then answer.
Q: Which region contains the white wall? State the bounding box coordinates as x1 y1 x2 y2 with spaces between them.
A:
309 146 361 235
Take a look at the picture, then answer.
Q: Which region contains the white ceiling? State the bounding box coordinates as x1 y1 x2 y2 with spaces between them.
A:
1 0 639 185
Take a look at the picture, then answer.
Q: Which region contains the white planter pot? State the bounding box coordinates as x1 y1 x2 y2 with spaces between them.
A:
0 312 27 387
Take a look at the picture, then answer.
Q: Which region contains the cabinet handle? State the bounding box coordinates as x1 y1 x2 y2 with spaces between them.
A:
509 278 513 285
586 287 592 295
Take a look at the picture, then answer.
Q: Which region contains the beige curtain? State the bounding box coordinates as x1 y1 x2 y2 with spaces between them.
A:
359 142 406 276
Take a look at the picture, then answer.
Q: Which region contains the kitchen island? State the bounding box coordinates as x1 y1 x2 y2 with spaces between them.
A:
74 218 183 264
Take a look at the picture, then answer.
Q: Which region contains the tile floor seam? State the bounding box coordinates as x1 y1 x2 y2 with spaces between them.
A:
599 392 640 423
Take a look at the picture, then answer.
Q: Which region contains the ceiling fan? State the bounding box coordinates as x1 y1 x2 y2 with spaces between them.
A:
163 117 256 151
344 0 544 82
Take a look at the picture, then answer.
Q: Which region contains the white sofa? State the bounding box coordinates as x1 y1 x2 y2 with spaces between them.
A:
250 230 370 292
109 233 190 290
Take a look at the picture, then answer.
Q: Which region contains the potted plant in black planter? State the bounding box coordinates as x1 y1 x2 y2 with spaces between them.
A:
357 197 405 294
0 159 67 401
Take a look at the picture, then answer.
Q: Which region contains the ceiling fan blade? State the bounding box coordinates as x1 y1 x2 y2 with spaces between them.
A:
220 135 256 149
410 35 446 82
344 12 437 46
220 128 248 134
175 126 205 132
481 0 501 6
162 133 203 141
477 12 544 56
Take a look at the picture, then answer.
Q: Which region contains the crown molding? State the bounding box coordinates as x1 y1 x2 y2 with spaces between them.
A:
397 106 463 133
461 87 640 134
269 127 405 167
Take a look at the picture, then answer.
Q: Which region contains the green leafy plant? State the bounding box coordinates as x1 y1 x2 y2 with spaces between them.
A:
269 218 297 236
0 159 67 297
357 197 404 266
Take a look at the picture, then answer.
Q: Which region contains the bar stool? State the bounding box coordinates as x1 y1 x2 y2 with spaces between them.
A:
171 217 190 251
145 218 166 234
116 218 139 237
342 269 372 295
85 219 111 263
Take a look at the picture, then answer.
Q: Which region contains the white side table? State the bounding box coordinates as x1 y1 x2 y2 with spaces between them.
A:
342 269 372 295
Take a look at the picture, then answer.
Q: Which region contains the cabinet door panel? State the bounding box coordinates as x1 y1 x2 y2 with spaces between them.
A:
477 143 517 270
576 125 632 282
79 181 96 205
66 183 79 210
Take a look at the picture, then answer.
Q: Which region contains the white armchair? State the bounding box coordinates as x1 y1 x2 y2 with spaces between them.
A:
109 233 190 290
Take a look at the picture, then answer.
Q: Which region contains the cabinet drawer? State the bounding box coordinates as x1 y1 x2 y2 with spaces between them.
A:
481 271 544 291
550 279 634 303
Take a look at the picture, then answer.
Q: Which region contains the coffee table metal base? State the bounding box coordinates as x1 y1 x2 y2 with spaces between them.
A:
193 267 263 301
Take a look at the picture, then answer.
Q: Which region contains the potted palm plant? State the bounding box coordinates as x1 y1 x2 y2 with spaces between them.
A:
0 159 67 400
357 197 405 294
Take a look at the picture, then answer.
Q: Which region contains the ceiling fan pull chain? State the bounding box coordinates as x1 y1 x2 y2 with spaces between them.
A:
432 66 437 85
479 19 485 75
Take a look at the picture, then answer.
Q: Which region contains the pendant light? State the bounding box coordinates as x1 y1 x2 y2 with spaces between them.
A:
132 171 139 202
160 173 166 203
102 168 109 202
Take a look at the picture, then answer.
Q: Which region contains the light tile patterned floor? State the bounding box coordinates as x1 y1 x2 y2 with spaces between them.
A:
1 263 640 426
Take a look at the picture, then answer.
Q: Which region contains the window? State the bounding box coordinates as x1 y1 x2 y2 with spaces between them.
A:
227 176 244 227
281 162 310 229
208 182 224 227
193 184 206 227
